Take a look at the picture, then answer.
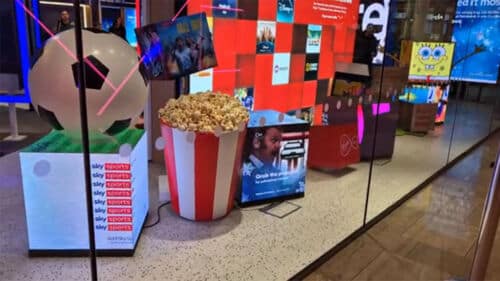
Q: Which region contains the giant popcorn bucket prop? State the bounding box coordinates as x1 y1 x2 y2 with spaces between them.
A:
161 122 246 221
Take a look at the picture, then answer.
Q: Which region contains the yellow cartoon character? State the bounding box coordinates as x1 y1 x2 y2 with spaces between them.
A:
409 42 455 82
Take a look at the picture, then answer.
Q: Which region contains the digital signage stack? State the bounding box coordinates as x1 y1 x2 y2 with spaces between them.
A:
187 0 360 122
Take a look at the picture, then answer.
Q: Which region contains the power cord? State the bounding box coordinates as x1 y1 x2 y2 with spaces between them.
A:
143 201 171 229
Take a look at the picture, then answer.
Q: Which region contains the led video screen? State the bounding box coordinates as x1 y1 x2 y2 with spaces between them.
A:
187 0 360 121
451 0 500 84
408 42 455 82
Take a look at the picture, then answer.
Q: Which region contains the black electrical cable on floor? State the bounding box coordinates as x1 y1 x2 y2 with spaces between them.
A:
143 201 171 229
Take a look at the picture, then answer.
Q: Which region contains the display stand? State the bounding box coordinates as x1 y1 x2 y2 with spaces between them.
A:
19 130 149 256
160 122 244 221
398 100 438 133
360 96 399 160
4 102 27 141
238 110 309 207
308 96 360 169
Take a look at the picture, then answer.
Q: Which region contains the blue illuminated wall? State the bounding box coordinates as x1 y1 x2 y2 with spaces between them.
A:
0 0 31 103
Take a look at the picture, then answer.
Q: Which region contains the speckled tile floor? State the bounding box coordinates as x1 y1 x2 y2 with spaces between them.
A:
0 102 498 281
305 131 500 281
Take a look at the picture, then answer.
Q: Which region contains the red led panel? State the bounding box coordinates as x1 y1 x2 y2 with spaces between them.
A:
236 55 256 88
314 104 323 125
213 19 237 57
213 54 236 90
258 0 277 21
288 82 304 110
253 86 270 109
302 80 318 107
187 0 209 15
321 26 335 52
318 50 334 79
289 54 305 83
333 26 347 54
253 54 273 89
237 20 258 54
268 84 290 112
344 28 356 61
275 23 293 53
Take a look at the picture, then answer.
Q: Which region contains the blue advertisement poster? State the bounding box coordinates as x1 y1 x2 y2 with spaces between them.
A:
451 0 500 84
277 0 294 23
240 110 309 205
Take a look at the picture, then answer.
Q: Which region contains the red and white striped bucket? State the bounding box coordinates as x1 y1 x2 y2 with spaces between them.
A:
160 123 246 221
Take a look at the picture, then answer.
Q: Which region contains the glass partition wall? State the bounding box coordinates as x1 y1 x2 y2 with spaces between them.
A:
1 1 499 280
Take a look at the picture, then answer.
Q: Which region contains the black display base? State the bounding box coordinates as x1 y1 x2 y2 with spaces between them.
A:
237 193 305 208
28 213 148 258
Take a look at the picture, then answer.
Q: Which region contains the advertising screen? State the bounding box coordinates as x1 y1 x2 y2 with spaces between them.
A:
400 85 435 104
124 8 138 47
451 0 500 84
136 13 217 80
101 7 121 32
240 110 309 205
187 0 359 118
408 42 455 82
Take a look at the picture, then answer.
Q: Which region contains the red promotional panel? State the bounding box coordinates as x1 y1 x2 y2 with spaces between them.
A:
237 20 258 54
308 123 360 169
258 0 277 21
275 23 293 53
294 0 359 26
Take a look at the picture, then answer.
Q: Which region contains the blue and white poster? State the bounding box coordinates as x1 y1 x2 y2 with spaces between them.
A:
277 0 294 23
451 0 500 84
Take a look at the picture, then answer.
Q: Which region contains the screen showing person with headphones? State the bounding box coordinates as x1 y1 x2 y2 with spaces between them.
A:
240 124 308 204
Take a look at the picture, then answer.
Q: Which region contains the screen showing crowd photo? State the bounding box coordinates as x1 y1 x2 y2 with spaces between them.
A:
135 13 217 80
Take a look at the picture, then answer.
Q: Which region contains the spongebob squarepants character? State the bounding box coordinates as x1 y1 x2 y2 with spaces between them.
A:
408 42 455 81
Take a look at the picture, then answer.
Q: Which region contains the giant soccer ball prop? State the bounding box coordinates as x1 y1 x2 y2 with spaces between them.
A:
29 29 147 135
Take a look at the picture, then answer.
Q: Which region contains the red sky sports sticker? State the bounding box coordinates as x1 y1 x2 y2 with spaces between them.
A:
105 172 131 180
105 163 131 171
108 216 133 223
107 199 132 206
106 190 132 197
106 181 131 188
108 208 132 214
108 224 132 231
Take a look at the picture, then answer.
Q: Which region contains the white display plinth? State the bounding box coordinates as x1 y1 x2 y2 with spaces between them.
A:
19 132 149 256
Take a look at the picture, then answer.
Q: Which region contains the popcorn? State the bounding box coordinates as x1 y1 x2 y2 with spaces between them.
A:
159 91 249 133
